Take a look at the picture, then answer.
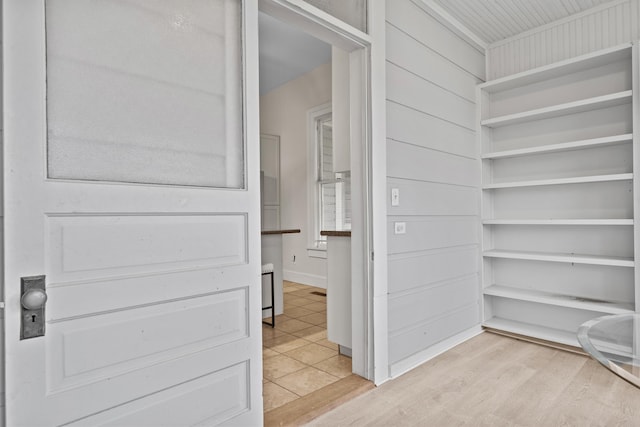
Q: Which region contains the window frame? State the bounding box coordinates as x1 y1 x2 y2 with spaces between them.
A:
306 103 332 257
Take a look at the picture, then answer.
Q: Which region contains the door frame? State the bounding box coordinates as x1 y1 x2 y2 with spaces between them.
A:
258 0 388 384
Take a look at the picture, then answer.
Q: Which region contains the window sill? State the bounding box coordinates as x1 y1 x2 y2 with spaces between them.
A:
307 248 327 259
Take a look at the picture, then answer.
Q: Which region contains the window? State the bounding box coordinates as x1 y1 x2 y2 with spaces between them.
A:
307 104 351 255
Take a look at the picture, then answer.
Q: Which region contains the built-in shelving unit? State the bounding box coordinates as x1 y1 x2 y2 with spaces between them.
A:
478 43 638 347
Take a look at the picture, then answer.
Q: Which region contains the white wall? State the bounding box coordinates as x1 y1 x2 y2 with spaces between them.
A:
385 0 485 373
487 0 640 80
260 62 331 288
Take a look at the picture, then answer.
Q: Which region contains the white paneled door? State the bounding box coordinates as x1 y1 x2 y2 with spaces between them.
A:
3 0 263 425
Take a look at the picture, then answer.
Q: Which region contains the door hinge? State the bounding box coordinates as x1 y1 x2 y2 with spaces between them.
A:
371 251 374 261
0 302 4 309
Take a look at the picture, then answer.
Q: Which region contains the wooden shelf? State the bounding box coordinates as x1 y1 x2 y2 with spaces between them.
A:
484 285 634 315
483 249 635 267
482 219 633 225
482 134 633 160
479 44 632 94
481 91 632 128
483 317 580 347
483 173 632 189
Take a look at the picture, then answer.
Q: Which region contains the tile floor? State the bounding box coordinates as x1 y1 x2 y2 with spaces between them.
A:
262 281 352 413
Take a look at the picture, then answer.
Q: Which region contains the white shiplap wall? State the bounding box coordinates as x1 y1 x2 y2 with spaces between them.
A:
385 0 484 370
487 0 640 79
1 7 5 423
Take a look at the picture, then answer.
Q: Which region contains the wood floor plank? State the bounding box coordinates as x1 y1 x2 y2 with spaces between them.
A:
264 374 373 427
308 333 640 426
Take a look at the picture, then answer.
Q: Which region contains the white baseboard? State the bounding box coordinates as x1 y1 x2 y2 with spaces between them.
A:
283 269 327 289
389 325 483 379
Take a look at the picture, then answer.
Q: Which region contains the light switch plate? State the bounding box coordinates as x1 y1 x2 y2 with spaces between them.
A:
394 222 406 234
391 188 400 206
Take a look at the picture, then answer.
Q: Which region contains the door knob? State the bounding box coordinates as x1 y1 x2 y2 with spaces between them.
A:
21 288 48 310
20 275 47 339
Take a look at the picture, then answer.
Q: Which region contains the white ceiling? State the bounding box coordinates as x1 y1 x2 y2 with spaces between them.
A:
431 0 620 44
257 1 619 90
259 12 331 95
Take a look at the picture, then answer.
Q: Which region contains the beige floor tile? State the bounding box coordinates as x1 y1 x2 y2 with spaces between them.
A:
263 381 300 411
263 347 279 359
302 294 327 302
262 325 288 341
291 326 326 342
285 342 337 365
273 367 340 396
301 301 326 312
314 355 353 378
263 281 335 414
264 334 311 353
277 318 315 334
297 312 327 326
283 296 309 306
283 305 315 318
283 281 306 289
316 339 339 351
274 314 292 323
263 354 308 380
288 289 315 297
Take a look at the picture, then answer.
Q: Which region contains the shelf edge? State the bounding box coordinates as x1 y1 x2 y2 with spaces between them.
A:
483 250 635 267
482 134 633 160
481 91 632 128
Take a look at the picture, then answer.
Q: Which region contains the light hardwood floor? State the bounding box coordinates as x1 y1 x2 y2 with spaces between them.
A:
308 332 640 426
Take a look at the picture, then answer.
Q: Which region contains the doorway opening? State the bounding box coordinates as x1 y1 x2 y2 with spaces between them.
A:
257 1 374 422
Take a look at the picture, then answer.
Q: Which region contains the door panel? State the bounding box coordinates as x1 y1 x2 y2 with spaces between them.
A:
47 289 248 392
3 1 262 425
67 362 250 426
46 214 247 281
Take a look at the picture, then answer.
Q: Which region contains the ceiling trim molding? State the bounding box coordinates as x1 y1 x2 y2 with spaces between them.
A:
488 0 629 49
412 0 488 52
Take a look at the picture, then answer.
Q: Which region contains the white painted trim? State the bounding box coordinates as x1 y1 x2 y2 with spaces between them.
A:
368 0 389 386
388 326 483 379
632 42 640 310
283 269 327 289
306 248 327 259
349 47 368 379
488 0 630 49
260 0 371 51
412 0 488 52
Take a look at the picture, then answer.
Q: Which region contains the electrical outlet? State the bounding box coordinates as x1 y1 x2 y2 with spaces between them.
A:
391 188 400 206
394 222 406 234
